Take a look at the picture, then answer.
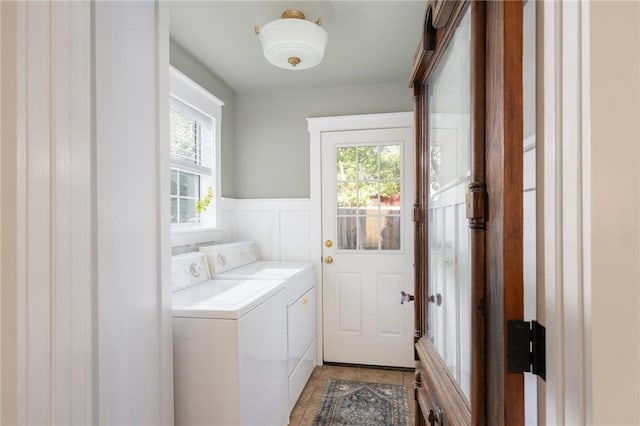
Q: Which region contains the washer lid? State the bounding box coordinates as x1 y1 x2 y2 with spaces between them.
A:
213 261 315 306
213 261 313 280
171 279 284 319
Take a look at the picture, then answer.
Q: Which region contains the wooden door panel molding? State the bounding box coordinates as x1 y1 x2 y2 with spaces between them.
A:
430 0 458 29
409 6 436 85
411 1 525 425
417 338 471 425
469 2 487 425
412 85 427 349
416 3 470 89
485 1 524 424
412 1 476 425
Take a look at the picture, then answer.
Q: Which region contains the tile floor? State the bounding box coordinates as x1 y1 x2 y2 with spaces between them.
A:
289 364 416 426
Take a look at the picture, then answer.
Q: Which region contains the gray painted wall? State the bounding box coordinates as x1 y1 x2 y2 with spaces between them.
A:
234 82 412 198
170 40 236 197
170 40 413 199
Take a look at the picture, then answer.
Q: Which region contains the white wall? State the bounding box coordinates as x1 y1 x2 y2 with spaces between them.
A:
169 37 413 200
1 2 173 425
540 2 640 425
234 82 412 198
590 1 640 424
95 2 173 424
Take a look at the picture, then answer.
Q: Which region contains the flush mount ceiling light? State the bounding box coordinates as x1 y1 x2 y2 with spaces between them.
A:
255 9 328 70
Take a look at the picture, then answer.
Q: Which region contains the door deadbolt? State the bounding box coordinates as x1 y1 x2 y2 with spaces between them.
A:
325 240 333 248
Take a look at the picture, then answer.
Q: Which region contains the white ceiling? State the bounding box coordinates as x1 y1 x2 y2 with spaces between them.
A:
169 1 427 93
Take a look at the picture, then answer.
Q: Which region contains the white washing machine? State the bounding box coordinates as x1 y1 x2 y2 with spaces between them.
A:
171 252 288 426
199 242 316 413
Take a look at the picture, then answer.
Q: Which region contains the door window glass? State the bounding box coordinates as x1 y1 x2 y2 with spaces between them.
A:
426 7 472 400
336 144 402 251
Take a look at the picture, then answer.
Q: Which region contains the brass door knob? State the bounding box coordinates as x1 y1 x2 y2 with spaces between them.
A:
324 255 334 264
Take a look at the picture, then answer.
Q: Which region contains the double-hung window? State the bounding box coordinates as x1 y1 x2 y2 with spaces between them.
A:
170 97 214 225
169 66 222 231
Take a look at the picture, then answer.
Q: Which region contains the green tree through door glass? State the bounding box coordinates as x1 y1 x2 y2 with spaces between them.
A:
335 144 401 251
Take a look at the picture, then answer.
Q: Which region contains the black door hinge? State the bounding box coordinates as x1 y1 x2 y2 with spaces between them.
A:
507 320 546 381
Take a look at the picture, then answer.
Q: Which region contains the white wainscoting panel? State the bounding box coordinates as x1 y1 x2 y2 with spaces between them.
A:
237 210 275 259
227 199 312 262
279 211 312 261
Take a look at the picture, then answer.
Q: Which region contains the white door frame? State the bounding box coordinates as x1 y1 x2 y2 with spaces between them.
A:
307 112 413 365
538 1 592 424
1 2 173 425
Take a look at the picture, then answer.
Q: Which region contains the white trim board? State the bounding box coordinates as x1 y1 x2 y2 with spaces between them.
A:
538 1 592 424
307 112 413 365
169 66 224 228
307 112 413 133
2 2 95 424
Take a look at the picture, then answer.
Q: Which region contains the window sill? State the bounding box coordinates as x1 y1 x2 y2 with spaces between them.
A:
171 225 224 235
171 225 225 248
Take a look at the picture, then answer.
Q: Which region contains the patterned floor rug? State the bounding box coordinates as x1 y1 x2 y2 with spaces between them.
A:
313 379 410 426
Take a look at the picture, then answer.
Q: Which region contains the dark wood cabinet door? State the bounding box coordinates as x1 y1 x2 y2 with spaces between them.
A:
410 1 524 425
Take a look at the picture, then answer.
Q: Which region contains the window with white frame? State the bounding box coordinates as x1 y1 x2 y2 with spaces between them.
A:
170 97 213 225
169 67 222 229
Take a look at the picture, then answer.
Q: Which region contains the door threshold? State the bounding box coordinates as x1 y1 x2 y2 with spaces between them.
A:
322 361 413 372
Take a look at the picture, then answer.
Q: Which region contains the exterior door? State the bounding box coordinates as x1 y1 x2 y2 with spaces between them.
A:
411 1 525 425
321 127 414 368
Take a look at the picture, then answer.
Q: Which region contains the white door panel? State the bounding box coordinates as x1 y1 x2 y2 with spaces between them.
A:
321 127 414 368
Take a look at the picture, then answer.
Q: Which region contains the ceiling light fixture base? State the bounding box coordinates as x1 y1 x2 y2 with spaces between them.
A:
281 9 306 20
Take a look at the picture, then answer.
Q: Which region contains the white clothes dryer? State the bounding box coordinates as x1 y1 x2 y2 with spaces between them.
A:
171 252 288 426
199 242 317 413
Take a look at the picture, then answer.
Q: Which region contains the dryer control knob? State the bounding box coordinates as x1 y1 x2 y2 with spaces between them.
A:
189 262 202 278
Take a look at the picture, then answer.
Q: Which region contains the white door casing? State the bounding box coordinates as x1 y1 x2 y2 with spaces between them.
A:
317 122 414 368
308 113 414 368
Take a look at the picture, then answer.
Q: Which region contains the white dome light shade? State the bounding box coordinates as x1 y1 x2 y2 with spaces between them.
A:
258 16 328 70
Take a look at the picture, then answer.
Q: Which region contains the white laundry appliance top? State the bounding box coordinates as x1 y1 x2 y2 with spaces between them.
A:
212 260 313 280
171 251 285 319
199 242 315 305
171 278 284 320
